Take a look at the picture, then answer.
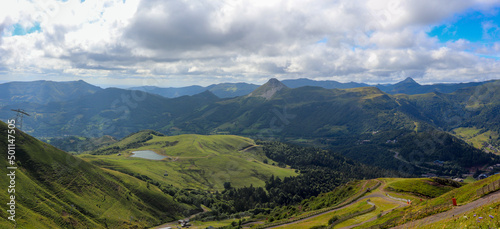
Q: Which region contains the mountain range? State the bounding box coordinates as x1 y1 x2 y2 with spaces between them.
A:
128 77 492 98
0 80 101 106
1 78 499 175
1 78 499 140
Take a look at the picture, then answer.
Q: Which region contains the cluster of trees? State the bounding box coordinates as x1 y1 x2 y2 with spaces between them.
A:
43 135 116 154
91 130 176 155
151 141 403 221
318 129 500 177
259 141 404 201
397 131 498 166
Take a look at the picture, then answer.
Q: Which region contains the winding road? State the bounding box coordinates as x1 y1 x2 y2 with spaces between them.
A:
266 180 408 229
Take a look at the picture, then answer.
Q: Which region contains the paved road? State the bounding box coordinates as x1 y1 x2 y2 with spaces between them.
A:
336 194 407 229
266 181 373 229
268 181 408 229
392 190 500 229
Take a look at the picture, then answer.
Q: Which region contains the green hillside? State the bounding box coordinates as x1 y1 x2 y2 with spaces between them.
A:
360 174 500 228
42 135 117 154
384 177 461 198
81 130 297 190
177 84 424 137
396 80 500 148
0 121 195 228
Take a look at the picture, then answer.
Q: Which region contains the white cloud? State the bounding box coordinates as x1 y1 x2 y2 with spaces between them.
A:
0 0 499 86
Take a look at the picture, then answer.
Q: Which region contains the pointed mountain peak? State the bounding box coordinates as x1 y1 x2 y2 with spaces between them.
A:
398 77 419 85
266 78 283 85
248 78 288 100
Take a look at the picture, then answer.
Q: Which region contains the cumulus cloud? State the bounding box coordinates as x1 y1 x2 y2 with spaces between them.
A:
0 0 499 86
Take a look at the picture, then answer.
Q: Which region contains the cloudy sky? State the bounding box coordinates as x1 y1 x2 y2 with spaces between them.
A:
1 0 499 87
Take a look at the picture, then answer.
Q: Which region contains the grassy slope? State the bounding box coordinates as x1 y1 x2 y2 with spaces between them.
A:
425 174 500 206
424 200 500 228
81 131 297 190
0 121 194 228
384 178 460 198
359 174 500 228
273 201 372 229
179 86 423 138
333 197 398 228
453 127 499 154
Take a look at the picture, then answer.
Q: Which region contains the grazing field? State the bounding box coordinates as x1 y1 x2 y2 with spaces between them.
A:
383 178 461 198
80 132 297 190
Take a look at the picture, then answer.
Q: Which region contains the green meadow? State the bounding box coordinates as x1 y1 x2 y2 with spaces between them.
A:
80 132 297 190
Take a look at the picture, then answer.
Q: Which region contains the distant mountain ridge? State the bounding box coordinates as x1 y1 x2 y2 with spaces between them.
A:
130 82 259 98
375 77 493 95
128 77 493 98
0 80 101 106
0 77 491 106
282 77 493 95
0 87 221 138
1 78 499 139
281 78 369 89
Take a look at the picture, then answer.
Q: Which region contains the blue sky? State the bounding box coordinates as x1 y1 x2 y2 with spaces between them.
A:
11 22 41 36
428 8 500 60
429 9 500 43
1 0 500 87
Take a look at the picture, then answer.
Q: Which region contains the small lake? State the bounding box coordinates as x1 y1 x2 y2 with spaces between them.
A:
130 150 166 160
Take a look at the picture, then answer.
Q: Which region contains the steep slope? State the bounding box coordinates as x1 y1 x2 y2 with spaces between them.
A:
0 80 101 106
378 77 421 94
0 121 195 228
395 80 500 149
247 78 288 100
328 129 499 178
177 82 425 137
